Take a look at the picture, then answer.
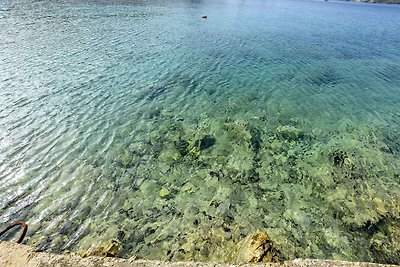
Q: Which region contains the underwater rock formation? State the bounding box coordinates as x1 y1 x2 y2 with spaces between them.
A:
20 81 400 265
276 125 304 141
159 188 171 198
195 135 216 151
82 240 120 257
369 219 400 264
236 232 278 263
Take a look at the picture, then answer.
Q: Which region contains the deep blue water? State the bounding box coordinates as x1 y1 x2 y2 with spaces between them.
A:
0 0 399 264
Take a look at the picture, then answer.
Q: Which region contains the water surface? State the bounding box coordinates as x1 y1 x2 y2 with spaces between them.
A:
0 0 400 264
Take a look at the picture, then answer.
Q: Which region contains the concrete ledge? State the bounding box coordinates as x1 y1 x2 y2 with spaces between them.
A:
0 241 398 267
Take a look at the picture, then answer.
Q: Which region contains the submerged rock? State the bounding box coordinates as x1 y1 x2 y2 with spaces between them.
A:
331 150 347 167
236 232 278 263
82 240 120 257
174 138 190 156
195 135 216 150
369 219 400 264
276 125 303 141
159 188 170 198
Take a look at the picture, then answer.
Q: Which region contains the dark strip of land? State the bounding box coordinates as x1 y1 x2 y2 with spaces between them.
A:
351 0 400 3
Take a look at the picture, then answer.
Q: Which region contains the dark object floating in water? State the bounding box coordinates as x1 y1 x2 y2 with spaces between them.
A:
202 15 207 19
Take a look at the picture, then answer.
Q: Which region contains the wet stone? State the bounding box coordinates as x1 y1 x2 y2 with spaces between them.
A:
236 232 279 263
82 240 120 257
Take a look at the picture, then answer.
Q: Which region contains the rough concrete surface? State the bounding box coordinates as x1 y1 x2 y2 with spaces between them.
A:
0 241 398 267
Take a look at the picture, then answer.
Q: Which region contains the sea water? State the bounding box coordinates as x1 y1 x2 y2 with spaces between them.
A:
0 0 399 264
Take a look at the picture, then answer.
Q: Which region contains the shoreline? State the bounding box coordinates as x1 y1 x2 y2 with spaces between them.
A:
1 241 398 267
350 0 400 3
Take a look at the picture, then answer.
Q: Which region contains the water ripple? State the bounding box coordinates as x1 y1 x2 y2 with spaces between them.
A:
1 0 400 264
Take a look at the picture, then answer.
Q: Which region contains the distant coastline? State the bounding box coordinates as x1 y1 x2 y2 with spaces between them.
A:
330 0 400 4
351 0 400 3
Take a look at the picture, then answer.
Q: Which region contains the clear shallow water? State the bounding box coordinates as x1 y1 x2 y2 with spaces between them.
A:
0 0 400 263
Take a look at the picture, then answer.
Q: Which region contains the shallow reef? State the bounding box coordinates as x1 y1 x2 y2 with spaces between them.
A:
7 77 400 265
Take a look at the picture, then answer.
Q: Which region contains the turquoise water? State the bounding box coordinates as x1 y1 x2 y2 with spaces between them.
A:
1 0 400 264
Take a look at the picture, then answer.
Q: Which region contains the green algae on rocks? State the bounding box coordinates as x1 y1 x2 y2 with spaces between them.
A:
25 105 400 264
